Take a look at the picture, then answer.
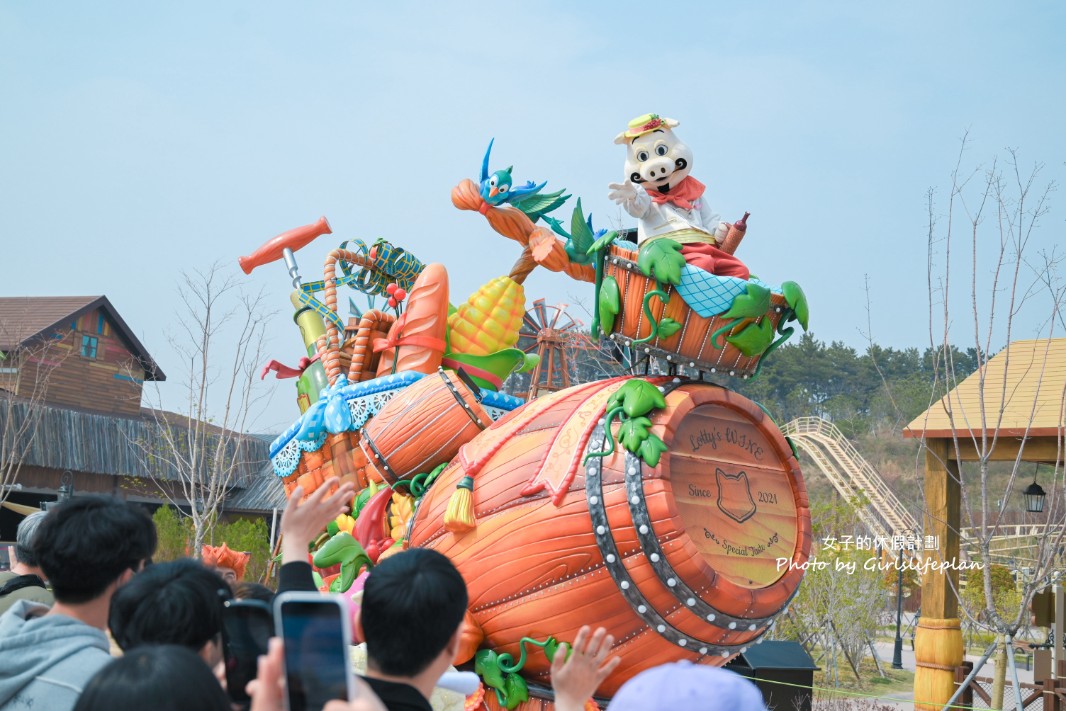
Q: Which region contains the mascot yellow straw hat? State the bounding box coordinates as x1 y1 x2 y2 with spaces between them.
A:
615 113 681 144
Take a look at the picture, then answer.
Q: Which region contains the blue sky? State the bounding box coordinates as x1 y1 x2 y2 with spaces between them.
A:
2 1 1064 431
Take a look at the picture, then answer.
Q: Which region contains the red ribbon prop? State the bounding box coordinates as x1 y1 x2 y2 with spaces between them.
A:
371 313 447 355
260 353 320 380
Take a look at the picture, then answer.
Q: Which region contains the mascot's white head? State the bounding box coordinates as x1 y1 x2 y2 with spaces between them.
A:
615 114 693 195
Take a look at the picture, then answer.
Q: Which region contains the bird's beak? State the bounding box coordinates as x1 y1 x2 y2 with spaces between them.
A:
489 187 499 198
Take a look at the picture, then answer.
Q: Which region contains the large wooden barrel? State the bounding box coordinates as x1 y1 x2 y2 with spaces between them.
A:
410 376 811 696
360 368 490 485
604 245 789 378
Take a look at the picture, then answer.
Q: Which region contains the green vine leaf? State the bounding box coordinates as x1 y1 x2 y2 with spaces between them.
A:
781 281 809 330
501 674 529 710
474 649 506 690
657 317 681 339
637 239 685 285
639 434 669 467
542 638 560 663
599 276 621 335
607 379 666 418
727 319 775 356
619 416 652 452
722 282 771 320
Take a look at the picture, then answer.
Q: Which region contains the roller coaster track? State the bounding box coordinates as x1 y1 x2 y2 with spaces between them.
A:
782 417 920 541
781 417 1064 566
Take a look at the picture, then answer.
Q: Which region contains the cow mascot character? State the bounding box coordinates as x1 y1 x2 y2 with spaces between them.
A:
608 114 749 279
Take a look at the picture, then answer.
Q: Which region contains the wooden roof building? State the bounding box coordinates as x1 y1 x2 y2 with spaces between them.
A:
903 338 1065 710
904 338 1066 463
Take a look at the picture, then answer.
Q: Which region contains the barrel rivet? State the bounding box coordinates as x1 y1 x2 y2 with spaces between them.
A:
720 651 729 658
740 647 748 654
667 578 677 587
630 495 640 505
596 525 606 535
644 347 650 354
605 554 616 563
639 525 649 535
748 624 757 631
650 553 660 563
678 638 687 647
589 496 599 505
672 377 681 383
620 581 630 590
706 613 716 621
755 638 764 644
699 647 708 654
689 361 696 367
637 604 647 614
729 370 736 376
686 597 696 606
710 368 717 373
728 622 737 629
656 624 666 633
666 355 672 361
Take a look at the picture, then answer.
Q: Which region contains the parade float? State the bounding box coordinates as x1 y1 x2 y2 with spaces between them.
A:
251 115 812 709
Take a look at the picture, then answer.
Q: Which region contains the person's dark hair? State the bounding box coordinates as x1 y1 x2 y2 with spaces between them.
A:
33 495 156 604
234 580 275 604
15 511 47 567
110 558 230 652
361 548 468 677
73 645 230 711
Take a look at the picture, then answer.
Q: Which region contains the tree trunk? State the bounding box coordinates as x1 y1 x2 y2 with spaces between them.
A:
991 635 1007 710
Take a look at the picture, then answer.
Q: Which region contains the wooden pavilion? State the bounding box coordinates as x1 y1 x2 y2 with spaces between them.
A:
903 338 1066 709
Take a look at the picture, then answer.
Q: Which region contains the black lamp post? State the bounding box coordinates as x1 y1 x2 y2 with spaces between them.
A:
892 543 906 669
1024 480 1047 514
42 471 74 512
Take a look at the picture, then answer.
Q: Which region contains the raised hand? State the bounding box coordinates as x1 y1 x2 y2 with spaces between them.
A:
280 477 357 563
608 180 638 204
550 626 622 711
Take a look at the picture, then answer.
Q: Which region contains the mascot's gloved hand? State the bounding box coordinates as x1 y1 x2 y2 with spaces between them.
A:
608 179 639 204
715 222 730 242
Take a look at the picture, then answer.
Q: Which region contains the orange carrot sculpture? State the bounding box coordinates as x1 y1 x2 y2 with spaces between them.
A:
375 263 450 376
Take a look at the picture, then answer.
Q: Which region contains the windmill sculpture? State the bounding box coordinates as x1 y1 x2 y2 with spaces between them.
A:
519 299 592 400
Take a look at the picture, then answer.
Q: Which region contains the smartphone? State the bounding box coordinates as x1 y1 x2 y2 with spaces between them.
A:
274 592 355 711
221 599 274 709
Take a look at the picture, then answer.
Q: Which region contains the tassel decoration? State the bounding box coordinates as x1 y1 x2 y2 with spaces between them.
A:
444 476 476 533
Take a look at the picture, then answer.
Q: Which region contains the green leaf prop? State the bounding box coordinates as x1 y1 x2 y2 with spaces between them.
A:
722 282 771 320
542 638 560 663
564 199 595 265
639 434 670 467
475 649 506 690
598 276 620 335
501 674 530 710
727 319 775 357
520 353 540 373
657 317 681 339
637 239 685 285
781 281 809 330
619 416 652 452
586 230 619 255
608 379 667 418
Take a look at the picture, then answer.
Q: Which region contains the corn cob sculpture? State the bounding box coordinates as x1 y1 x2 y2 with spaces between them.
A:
447 276 525 356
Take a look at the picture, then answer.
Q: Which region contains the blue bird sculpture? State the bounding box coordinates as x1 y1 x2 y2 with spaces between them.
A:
478 138 569 223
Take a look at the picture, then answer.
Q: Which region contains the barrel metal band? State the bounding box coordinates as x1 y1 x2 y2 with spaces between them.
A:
623 379 777 632
625 449 774 632
361 433 397 481
438 367 486 429
584 422 746 657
